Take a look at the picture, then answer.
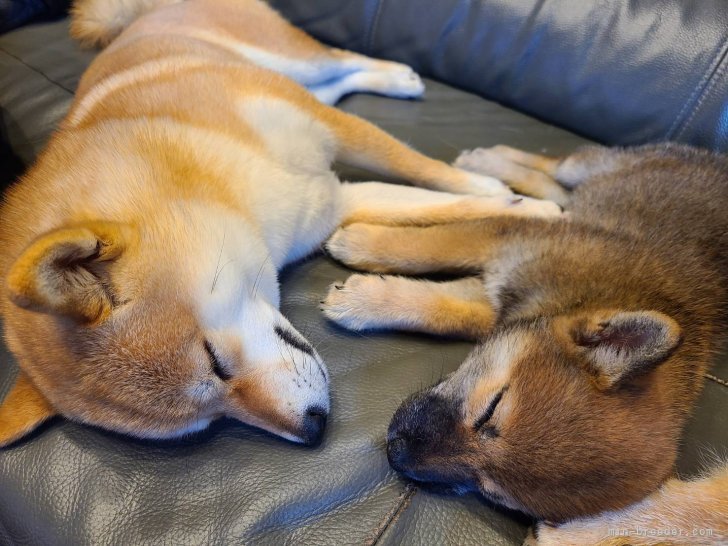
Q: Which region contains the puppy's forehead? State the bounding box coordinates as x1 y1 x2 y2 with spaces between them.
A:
440 329 534 402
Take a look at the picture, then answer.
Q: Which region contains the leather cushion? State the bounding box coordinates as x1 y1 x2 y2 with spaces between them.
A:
270 0 728 152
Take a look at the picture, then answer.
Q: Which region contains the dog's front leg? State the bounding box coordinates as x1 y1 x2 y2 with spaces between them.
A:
337 181 562 227
325 222 502 275
321 275 494 339
327 184 563 275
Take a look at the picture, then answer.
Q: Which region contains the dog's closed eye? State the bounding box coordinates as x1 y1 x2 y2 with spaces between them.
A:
204 340 232 381
474 387 506 436
274 325 315 357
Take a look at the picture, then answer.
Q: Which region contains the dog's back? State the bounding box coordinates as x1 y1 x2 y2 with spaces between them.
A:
570 144 728 277
491 145 728 417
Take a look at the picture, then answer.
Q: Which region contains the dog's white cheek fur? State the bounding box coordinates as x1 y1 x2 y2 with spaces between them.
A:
187 206 330 430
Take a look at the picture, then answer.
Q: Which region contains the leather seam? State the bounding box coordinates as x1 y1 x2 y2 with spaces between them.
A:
365 0 385 56
0 45 74 95
365 483 417 546
666 36 728 141
706 372 728 388
674 43 728 141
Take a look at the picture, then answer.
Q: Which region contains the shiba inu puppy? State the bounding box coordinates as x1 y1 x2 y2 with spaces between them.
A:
0 0 563 447
323 144 728 543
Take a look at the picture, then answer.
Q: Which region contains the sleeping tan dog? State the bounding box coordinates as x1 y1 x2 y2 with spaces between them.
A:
0 0 562 448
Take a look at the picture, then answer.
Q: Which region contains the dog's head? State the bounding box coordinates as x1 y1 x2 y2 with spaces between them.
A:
0 215 329 447
387 311 683 521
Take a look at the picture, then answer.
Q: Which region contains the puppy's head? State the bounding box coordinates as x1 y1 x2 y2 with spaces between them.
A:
0 213 329 447
387 312 682 521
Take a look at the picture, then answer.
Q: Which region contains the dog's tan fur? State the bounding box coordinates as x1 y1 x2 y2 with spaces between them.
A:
526 463 728 545
324 144 728 543
0 0 566 447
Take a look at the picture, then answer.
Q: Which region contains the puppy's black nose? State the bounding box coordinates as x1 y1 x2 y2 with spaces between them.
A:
387 436 410 471
301 406 327 447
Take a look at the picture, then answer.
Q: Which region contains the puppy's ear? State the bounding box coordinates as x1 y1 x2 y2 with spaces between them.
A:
557 310 681 390
6 221 135 323
0 372 56 447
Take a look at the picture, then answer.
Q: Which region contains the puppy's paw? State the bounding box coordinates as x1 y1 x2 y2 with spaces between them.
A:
321 274 389 331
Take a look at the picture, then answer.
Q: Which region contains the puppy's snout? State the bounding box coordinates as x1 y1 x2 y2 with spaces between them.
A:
386 436 411 471
300 406 327 446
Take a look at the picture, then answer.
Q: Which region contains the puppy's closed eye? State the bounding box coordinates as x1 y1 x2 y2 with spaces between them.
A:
474 387 506 436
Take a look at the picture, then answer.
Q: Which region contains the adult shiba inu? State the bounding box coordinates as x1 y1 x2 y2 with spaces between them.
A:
0 0 563 447
323 144 728 544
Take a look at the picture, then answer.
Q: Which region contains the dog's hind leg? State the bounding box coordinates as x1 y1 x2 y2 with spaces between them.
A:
309 68 424 105
321 275 494 339
164 0 425 104
313 106 514 196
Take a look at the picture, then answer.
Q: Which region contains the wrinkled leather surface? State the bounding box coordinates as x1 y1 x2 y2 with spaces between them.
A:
0 14 727 546
270 0 728 152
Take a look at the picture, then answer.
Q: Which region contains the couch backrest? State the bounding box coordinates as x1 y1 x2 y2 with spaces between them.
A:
270 0 728 151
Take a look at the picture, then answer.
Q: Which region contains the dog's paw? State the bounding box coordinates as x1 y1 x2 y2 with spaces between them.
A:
461 173 513 197
321 274 389 330
455 147 512 176
501 195 563 218
455 147 515 197
457 194 563 219
325 224 384 271
376 59 419 75
453 148 513 196
379 68 425 99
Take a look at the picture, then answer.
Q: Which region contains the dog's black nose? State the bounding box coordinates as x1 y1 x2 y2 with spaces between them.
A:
300 406 327 447
387 436 410 471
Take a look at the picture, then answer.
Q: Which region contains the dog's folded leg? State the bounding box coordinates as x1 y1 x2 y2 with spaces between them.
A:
321 275 494 339
527 463 728 546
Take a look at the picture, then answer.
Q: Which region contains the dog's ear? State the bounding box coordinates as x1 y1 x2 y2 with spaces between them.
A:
557 310 681 390
0 372 56 447
6 221 135 323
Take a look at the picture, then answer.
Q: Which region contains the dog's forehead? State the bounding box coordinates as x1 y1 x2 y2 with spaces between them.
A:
467 329 532 380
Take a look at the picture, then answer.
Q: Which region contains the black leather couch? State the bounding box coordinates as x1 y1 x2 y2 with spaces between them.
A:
1 1 727 544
